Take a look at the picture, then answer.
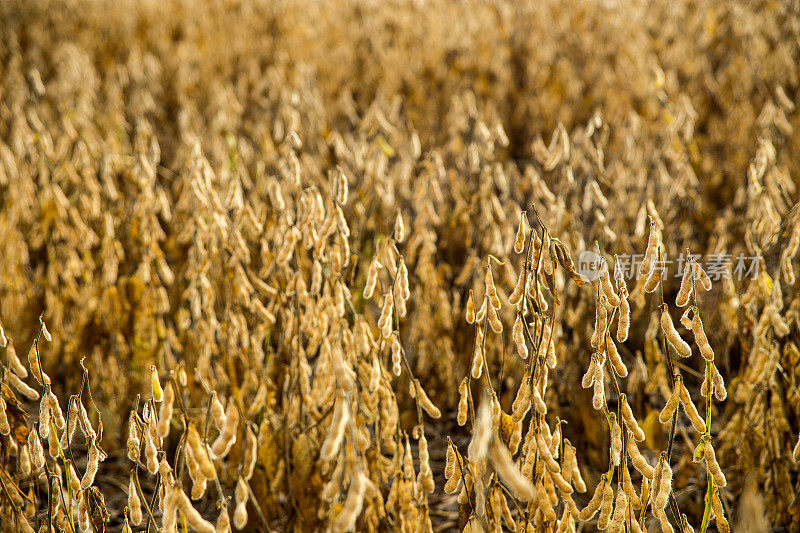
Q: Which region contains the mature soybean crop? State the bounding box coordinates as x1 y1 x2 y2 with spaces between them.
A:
0 1 799 532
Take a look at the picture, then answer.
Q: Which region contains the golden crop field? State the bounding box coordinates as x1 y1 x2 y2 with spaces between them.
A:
1 0 799 531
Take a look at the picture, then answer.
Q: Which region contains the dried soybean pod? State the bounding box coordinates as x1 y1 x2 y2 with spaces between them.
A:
475 295 487 323
79 400 97 440
620 394 645 442
694 262 712 291
369 357 381 392
678 381 707 433
706 363 727 401
176 366 187 387
704 442 726 487
578 475 605 520
680 307 693 329
609 489 628 531
617 292 630 342
212 403 239 457
7 339 28 378
485 266 500 310
391 334 402 376
628 436 654 478
162 483 179 531
592 362 605 410
590 296 607 349
363 257 381 300
513 314 528 359
144 430 158 474
186 425 216 479
444 465 461 494
532 383 547 415
471 325 484 379
640 476 651 511
0 398 9 435
514 211 527 253
216 507 232 533
676 261 693 307
320 397 348 461
541 232 554 275
188 447 208 500
127 416 141 462
333 471 367 531
644 264 661 293
242 426 258 480
79 494 92 533
158 382 174 438
378 293 394 336
457 378 469 426
606 335 627 377
650 456 664 507
336 168 349 204
550 469 573 495
536 432 560 473
581 356 597 388
28 429 45 471
630 512 645 533
466 290 476 323
565 441 586 493
393 210 405 243
48 391 65 430
661 307 691 357
150 366 163 402
415 380 441 418
489 439 536 501
793 431 800 464
782 251 796 285
177 489 215 533
509 268 526 307
487 301 503 333
511 378 531 422
659 380 681 423
445 440 457 479
654 509 673 533
210 395 226 428
28 339 49 386
597 475 615 529
622 462 641 510
8 371 39 401
639 218 659 276
129 475 142 525
712 489 729 533
610 414 622 466
600 268 620 307
67 461 80 494
691 313 714 361
81 438 101 489
654 458 672 510
233 478 248 529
